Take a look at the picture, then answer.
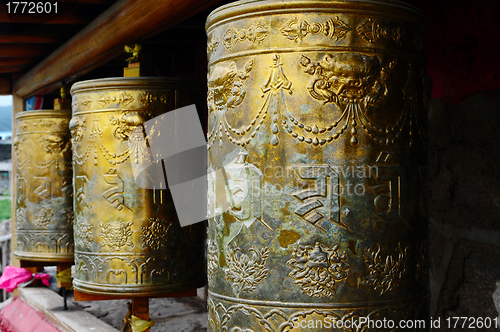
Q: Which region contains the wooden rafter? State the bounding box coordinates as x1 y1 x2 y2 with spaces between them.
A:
0 32 62 43
15 0 222 97
0 8 86 24
0 44 51 57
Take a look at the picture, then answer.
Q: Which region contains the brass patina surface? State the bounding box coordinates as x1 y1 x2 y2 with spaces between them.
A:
71 78 206 296
206 0 430 330
14 110 74 262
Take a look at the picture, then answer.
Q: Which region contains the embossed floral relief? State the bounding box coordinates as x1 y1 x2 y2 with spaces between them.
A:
224 243 270 296
34 206 55 228
207 240 219 286
75 215 94 250
286 242 349 298
207 295 426 332
99 220 133 251
207 35 220 57
141 218 170 250
15 207 28 230
61 207 74 229
362 243 408 295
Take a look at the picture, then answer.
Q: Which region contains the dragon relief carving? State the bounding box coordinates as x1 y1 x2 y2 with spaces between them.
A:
362 243 408 295
108 111 152 141
286 242 349 298
295 53 398 145
224 243 270 296
280 17 350 42
99 220 133 251
207 59 254 148
41 134 71 155
69 116 86 145
299 53 393 107
141 218 171 250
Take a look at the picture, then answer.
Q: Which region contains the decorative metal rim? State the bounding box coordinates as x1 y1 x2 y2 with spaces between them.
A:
73 278 206 297
15 109 71 121
71 77 203 95
206 0 427 31
13 251 74 262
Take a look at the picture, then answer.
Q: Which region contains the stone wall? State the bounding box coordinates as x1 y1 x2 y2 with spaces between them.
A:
428 91 500 330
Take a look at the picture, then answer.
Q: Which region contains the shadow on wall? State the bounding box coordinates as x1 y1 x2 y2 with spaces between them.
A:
428 90 500 329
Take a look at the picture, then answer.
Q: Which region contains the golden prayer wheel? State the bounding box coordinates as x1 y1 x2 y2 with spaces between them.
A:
14 110 74 262
206 0 430 330
70 78 206 296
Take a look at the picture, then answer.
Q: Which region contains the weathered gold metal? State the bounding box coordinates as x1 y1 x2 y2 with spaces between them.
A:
206 0 430 330
14 110 74 262
70 77 206 296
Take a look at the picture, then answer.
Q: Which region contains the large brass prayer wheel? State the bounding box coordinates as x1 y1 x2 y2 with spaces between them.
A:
206 0 430 331
70 78 206 296
14 110 74 262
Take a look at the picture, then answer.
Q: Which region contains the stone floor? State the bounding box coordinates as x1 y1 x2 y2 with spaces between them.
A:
70 293 208 332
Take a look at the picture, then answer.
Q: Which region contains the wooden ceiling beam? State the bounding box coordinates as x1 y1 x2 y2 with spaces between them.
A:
15 0 222 97
0 8 86 24
0 66 27 74
0 44 51 57
57 0 114 4
0 58 32 66
0 77 11 94
0 32 61 43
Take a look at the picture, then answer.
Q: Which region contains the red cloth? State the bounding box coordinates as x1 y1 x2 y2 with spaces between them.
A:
0 297 61 332
0 266 51 292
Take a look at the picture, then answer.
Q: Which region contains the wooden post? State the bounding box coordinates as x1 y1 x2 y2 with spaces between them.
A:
132 297 150 332
11 74 23 272
56 262 73 288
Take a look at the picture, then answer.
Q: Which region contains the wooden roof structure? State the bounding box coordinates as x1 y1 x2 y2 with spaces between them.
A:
0 0 224 98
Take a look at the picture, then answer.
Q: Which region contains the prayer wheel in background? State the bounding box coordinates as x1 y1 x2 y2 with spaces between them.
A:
14 110 74 262
70 78 206 296
206 0 430 330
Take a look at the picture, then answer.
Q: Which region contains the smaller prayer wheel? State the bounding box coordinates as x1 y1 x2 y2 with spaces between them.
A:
14 110 74 262
70 77 206 296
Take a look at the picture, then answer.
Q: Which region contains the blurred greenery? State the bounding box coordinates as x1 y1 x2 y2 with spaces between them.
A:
0 199 11 221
